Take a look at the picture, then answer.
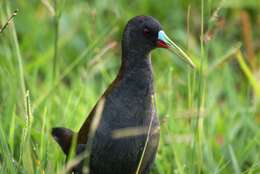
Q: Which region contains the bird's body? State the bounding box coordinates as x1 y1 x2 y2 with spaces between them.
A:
78 55 159 174
52 15 194 174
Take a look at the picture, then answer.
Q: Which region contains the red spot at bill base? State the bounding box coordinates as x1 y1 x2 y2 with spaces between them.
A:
157 40 169 48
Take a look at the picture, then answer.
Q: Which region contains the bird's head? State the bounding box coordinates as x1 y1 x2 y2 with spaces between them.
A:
122 15 195 68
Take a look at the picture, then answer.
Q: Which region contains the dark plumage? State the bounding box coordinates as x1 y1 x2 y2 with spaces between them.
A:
52 15 194 174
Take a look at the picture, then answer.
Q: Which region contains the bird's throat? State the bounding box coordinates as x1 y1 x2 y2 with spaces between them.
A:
121 54 154 93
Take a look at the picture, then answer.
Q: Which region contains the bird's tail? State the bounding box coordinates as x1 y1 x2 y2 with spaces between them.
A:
51 127 74 156
52 127 87 173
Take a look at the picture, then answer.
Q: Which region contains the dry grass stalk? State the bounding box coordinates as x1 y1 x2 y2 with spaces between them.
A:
240 10 256 69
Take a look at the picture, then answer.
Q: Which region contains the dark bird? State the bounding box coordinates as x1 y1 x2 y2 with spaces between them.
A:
52 15 194 174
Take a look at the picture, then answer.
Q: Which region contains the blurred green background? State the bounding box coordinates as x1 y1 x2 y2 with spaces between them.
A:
0 0 260 173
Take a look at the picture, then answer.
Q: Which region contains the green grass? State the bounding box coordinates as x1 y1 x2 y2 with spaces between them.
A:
1 0 260 173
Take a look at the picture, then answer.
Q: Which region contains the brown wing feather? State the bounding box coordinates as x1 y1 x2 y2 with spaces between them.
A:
77 65 124 144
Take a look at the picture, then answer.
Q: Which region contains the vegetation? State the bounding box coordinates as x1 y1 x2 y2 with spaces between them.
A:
0 0 259 173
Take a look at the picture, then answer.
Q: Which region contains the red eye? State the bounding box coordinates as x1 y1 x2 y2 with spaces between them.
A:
143 28 150 36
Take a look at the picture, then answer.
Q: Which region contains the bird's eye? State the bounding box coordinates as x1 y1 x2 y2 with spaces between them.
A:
143 28 150 36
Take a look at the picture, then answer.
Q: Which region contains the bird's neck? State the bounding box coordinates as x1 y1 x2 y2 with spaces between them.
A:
118 51 154 94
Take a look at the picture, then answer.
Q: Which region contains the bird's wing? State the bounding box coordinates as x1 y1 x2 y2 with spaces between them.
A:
77 67 124 144
71 144 86 173
77 105 97 144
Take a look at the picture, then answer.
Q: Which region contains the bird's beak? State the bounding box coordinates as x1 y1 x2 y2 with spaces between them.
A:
157 30 195 69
